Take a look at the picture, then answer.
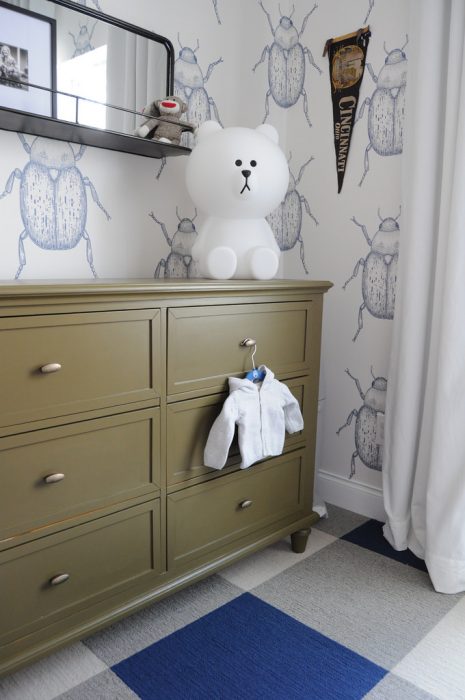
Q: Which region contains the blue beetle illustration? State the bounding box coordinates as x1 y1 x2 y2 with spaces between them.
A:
212 0 221 24
364 0 374 23
356 37 408 186
0 134 110 278
266 154 317 274
253 2 321 127
150 208 199 279
76 0 102 10
174 37 223 148
343 209 400 341
69 20 97 57
337 367 387 479
154 158 167 180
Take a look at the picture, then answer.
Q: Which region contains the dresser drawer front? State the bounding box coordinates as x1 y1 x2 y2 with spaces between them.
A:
0 500 161 645
0 310 161 428
167 451 307 570
166 378 308 487
0 409 160 542
167 302 311 396
167 393 239 486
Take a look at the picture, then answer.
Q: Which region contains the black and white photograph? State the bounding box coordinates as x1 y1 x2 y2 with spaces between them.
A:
0 1 55 115
0 42 28 90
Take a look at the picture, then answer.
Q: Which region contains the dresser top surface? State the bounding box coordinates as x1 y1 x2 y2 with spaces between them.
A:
0 278 333 300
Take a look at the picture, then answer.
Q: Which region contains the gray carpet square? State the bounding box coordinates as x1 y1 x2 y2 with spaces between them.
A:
56 669 138 699
253 539 462 669
84 574 242 666
364 673 440 699
0 643 106 700
314 502 369 537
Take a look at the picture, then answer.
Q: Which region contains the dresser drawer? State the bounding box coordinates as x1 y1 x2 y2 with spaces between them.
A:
0 409 160 543
0 309 161 428
166 378 309 487
0 500 161 646
167 451 308 571
167 393 239 486
167 302 312 397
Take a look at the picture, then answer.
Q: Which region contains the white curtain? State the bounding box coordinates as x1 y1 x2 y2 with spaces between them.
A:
106 28 166 135
383 0 465 593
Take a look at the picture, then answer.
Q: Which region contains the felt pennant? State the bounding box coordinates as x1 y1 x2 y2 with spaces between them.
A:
323 26 371 192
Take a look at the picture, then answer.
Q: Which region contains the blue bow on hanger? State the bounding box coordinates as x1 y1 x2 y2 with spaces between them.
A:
241 338 266 382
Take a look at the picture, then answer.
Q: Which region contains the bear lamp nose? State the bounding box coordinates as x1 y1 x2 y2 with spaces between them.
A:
242 169 251 178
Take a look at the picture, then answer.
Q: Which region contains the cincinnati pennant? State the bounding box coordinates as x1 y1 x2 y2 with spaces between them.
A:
324 27 371 192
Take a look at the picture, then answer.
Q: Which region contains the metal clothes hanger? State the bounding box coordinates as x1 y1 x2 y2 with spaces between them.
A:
240 338 266 382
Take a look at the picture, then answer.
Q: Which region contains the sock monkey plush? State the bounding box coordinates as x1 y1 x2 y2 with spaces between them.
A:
134 96 194 146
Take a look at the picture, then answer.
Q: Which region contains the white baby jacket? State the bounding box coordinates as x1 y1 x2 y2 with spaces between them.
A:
204 366 304 470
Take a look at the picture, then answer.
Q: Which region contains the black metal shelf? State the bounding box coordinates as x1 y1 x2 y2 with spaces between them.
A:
0 106 191 159
0 0 187 159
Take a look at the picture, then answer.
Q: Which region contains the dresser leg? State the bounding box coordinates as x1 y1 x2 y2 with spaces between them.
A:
291 528 311 553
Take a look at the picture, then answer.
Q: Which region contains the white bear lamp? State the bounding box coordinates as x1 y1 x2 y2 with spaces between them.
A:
185 121 289 280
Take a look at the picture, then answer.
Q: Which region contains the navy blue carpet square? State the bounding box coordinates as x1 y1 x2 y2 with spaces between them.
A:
342 519 428 572
113 592 386 700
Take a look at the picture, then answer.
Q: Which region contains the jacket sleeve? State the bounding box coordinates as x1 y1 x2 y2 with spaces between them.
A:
280 383 304 434
204 395 238 469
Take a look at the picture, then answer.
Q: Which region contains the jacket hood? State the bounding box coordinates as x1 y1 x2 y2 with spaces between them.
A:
228 365 274 393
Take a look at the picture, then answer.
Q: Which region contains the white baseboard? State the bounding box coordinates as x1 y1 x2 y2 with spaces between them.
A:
316 469 386 522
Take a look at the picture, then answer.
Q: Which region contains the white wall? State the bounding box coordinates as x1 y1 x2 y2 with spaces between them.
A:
0 0 408 518
282 0 408 519
0 0 277 280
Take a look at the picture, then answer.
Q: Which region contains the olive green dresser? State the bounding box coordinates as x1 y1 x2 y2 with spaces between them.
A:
0 278 331 675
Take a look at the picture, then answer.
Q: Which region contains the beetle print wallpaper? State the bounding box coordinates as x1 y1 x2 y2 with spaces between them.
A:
282 0 407 503
174 39 223 148
212 0 221 25
343 210 400 341
356 37 408 186
68 20 98 57
337 368 387 479
151 208 199 279
0 135 110 278
364 0 375 24
76 0 102 8
253 2 322 127
0 0 409 511
266 154 318 274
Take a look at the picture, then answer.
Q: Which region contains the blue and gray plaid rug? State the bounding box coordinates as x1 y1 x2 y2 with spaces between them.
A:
2 505 464 699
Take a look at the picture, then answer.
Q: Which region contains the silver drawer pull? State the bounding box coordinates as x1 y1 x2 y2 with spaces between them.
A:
239 499 253 509
44 473 65 484
40 363 62 374
240 338 256 347
49 573 70 586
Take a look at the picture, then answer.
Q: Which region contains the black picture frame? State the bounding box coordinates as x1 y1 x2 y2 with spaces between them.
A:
0 0 188 160
0 0 56 118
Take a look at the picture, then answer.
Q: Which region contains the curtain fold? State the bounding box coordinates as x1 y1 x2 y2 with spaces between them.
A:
8 1 30 8
106 29 165 135
383 0 465 593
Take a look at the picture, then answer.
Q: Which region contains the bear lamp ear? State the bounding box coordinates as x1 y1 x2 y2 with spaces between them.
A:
255 124 279 144
195 120 223 142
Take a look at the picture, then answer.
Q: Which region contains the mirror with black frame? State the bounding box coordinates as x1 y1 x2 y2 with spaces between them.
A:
0 0 189 157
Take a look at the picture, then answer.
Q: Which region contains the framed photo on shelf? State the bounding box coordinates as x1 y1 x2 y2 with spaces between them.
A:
0 0 56 117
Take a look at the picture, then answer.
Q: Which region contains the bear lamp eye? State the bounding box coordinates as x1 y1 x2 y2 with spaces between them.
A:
250 160 257 167
235 159 242 167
